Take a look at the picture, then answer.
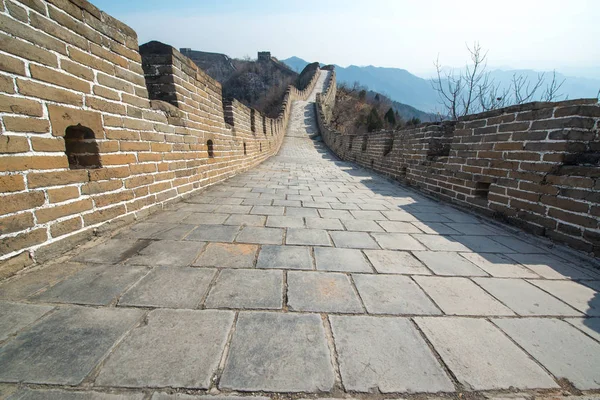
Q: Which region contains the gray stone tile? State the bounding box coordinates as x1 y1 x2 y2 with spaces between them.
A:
414 276 514 316
0 306 143 385
0 263 86 300
350 210 385 220
450 235 514 253
114 222 173 239
353 275 441 315
250 206 285 216
529 279 600 316
445 223 500 235
413 251 488 276
411 221 458 234
152 224 196 240
194 243 258 268
127 240 205 267
314 247 371 272
358 203 390 211
185 225 239 243
273 199 301 207
31 264 148 306
119 267 216 309
509 254 595 280
410 212 452 223
378 221 422 233
474 278 582 316
330 315 453 393
381 211 418 221
223 214 266 227
184 213 229 225
371 233 425 250
460 252 540 278
9 388 144 399
266 216 304 228
287 271 363 313
330 231 378 249
341 219 384 232
215 205 252 214
412 234 471 251
0 302 53 341
494 318 600 390
565 317 600 342
490 235 546 253
96 309 234 389
220 312 335 392
286 228 331 246
364 250 430 274
151 394 269 400
306 217 344 230
418 318 559 390
178 203 218 212
318 209 353 219
241 198 272 206
285 207 319 218
236 226 284 245
144 211 192 223
256 245 313 270
205 269 283 309
71 239 150 264
302 201 331 209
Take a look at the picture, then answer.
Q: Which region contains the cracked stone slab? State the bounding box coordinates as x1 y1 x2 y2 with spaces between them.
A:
330 315 453 393
474 278 582 316
352 274 441 315
413 251 488 276
71 239 151 264
364 250 430 274
314 247 371 272
8 388 144 399
0 306 143 385
236 226 284 245
256 245 313 270
118 267 216 309
31 264 148 306
96 309 234 389
126 240 205 267
414 276 514 316
205 269 283 309
528 279 600 316
287 271 362 313
415 317 558 390
194 243 258 268
220 312 335 392
0 302 54 341
494 318 600 390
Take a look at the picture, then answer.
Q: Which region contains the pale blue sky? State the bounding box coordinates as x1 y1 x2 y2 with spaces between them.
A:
91 0 600 79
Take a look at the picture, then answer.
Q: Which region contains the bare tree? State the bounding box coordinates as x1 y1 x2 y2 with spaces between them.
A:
432 43 568 120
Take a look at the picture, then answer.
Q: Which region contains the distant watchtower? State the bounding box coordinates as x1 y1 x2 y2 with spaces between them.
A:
257 51 271 62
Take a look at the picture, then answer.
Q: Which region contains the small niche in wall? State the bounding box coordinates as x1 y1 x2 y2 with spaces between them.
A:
361 137 367 152
243 142 247 155
475 182 491 199
383 138 393 156
349 139 353 150
65 124 101 169
262 115 267 135
207 140 214 158
250 109 256 133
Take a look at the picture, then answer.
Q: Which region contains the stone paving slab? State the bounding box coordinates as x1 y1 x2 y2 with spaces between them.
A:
529 279 600 316
185 225 239 243
364 250 430 274
352 274 441 315
411 234 471 252
256 245 312 270
205 269 283 309
414 276 514 316
330 315 453 392
494 318 600 389
151 394 270 400
118 267 215 309
72 239 151 264
0 306 143 385
413 251 488 276
287 271 363 313
415 317 558 390
194 243 257 268
96 309 234 389
219 312 335 392
508 254 595 280
330 231 378 249
236 226 284 245
459 252 539 278
31 264 148 306
8 388 145 399
0 302 53 341
0 262 86 300
314 247 372 272
287 228 331 246
126 240 206 267
565 317 600 342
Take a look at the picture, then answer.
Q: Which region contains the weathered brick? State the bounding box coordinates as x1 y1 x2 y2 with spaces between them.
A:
0 212 35 235
48 186 80 203
530 117 595 131
29 64 90 93
35 198 93 223
92 190 133 208
50 216 82 237
93 85 120 101
541 195 590 213
30 137 65 152
0 135 30 153
0 32 56 68
68 46 114 75
0 227 47 256
548 208 598 229
47 104 103 138
0 13 67 54
90 43 128 68
81 179 122 195
15 0 47 16
27 169 88 188
97 72 133 93
17 79 83 106
99 153 136 166
83 204 125 226
3 116 49 133
60 59 94 80
0 94 43 116
0 75 15 93
88 165 130 181
85 96 127 115
120 141 150 152
6 1 29 21
124 174 153 188
29 12 88 50
0 191 45 215
0 175 26 192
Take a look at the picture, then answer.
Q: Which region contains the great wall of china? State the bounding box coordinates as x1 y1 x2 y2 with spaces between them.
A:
0 0 598 278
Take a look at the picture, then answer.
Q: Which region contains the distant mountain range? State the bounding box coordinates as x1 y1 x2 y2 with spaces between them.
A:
282 57 600 114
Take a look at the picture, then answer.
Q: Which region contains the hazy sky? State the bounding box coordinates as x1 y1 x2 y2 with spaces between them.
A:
92 0 599 78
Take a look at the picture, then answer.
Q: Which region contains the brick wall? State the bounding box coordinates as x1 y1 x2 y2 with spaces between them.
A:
317 70 600 256
0 0 319 276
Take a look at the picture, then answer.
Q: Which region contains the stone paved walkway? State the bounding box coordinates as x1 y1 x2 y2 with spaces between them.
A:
1 71 600 399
